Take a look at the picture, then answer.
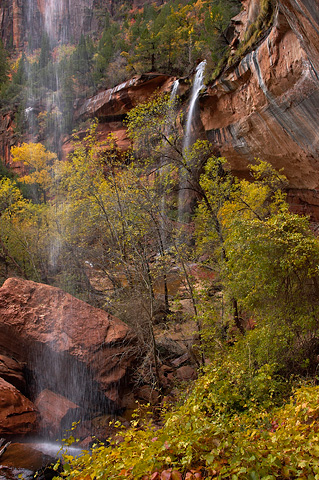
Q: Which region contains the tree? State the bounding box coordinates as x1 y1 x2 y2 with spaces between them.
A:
0 40 9 89
207 160 319 372
38 33 51 70
12 52 27 86
0 177 47 281
11 143 57 203
54 124 178 383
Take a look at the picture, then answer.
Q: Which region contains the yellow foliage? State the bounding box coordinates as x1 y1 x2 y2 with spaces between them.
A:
11 142 57 194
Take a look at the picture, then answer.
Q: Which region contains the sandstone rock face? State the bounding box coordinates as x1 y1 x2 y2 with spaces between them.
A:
73 74 174 156
76 74 173 120
279 0 319 75
1 0 98 48
0 355 26 393
61 73 176 160
200 1 319 219
0 277 136 410
35 389 80 437
0 378 38 436
0 114 17 169
0 0 24 49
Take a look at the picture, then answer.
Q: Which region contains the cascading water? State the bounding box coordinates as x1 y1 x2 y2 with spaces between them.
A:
21 0 109 441
178 61 206 223
170 79 180 100
183 60 206 151
44 0 69 44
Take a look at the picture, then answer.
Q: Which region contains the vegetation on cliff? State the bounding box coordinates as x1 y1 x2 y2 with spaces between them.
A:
0 0 241 145
1 93 319 477
0 1 317 478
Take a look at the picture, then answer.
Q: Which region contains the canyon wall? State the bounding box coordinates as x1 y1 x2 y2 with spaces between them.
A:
199 0 319 218
73 0 319 218
2 0 319 217
0 0 164 48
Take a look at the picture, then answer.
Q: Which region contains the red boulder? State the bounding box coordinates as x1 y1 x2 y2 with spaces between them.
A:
0 378 38 436
0 278 136 409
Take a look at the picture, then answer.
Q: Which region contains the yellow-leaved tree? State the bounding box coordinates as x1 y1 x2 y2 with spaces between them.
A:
11 142 57 202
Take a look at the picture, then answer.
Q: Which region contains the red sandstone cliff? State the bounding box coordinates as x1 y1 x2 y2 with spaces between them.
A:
72 0 319 217
200 0 319 218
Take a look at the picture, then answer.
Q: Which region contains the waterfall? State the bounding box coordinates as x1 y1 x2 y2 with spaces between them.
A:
178 61 206 224
22 0 93 439
23 0 67 155
44 0 69 44
170 79 180 101
183 60 206 151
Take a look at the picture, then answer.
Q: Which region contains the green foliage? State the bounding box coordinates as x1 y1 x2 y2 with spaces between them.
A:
120 0 241 76
56 361 319 479
216 161 319 374
0 40 9 90
48 145 319 479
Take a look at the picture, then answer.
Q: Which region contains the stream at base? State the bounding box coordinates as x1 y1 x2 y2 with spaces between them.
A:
0 439 84 480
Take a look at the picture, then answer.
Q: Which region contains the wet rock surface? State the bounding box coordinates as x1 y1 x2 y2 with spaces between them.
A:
0 378 38 437
0 355 26 393
0 277 137 411
35 390 80 438
0 442 57 479
200 1 319 218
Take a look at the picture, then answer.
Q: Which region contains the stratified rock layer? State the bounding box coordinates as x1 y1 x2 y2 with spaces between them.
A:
0 378 38 436
76 74 173 120
67 73 174 157
0 277 136 409
200 0 319 218
0 355 26 393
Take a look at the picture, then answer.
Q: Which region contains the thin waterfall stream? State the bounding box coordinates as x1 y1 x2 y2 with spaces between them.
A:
183 60 206 152
178 61 206 223
21 0 109 443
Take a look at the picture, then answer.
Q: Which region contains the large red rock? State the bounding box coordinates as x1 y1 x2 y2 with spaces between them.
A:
0 277 136 409
0 378 38 436
35 389 80 437
76 74 173 120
